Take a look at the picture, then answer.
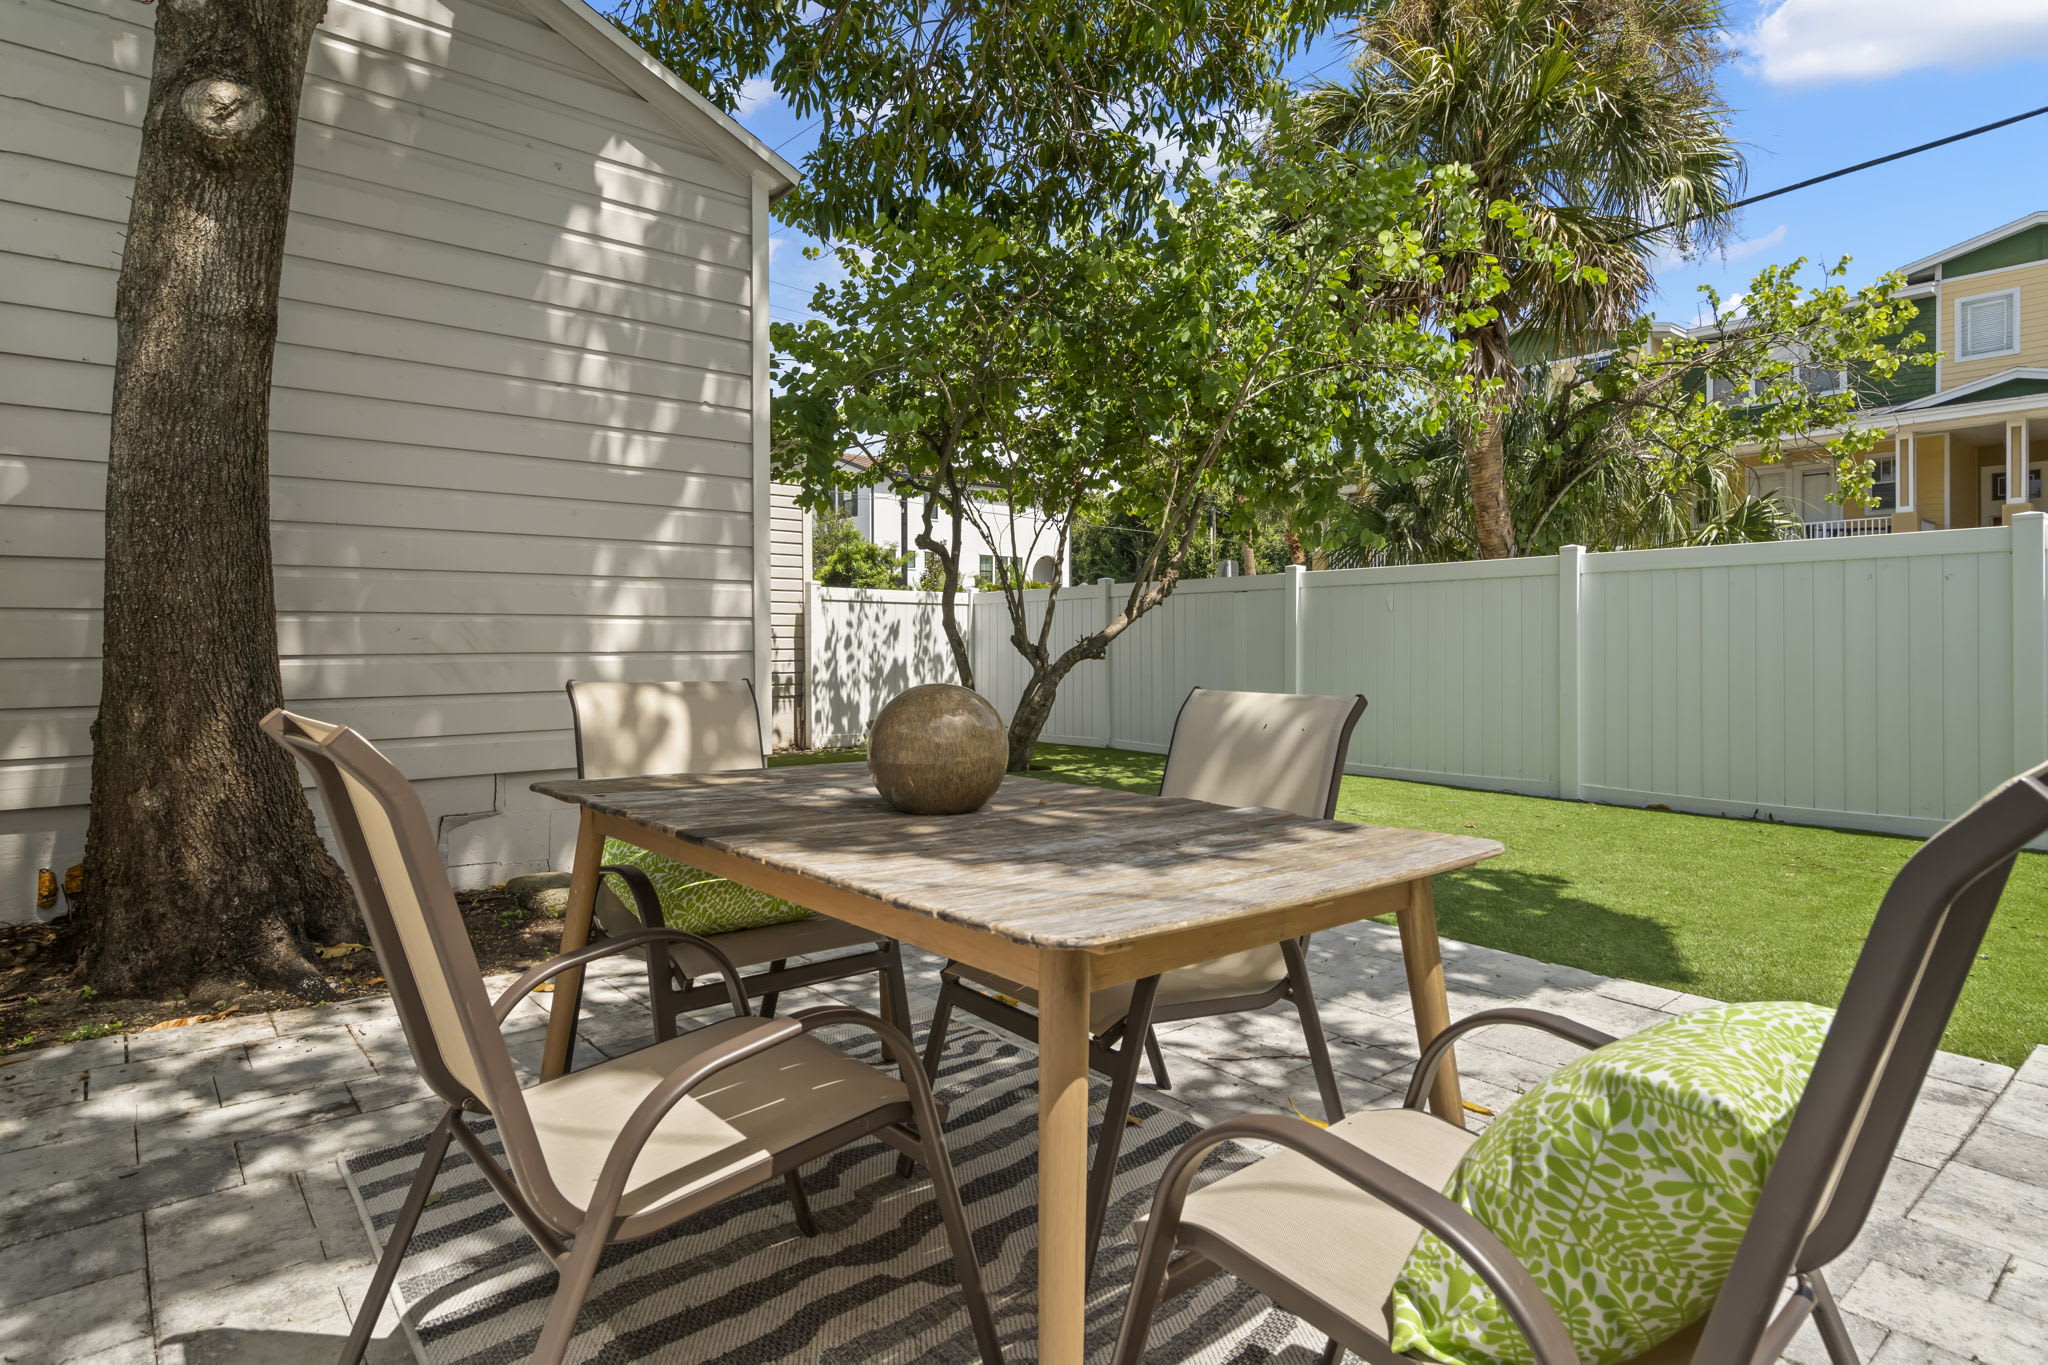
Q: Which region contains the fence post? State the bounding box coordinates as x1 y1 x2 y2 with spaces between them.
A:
1098 577 1117 749
1557 546 1586 800
803 578 821 749
2013 513 2048 775
1283 564 1306 693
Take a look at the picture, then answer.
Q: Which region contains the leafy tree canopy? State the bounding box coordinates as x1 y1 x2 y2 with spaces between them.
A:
1339 257 1932 562
774 147 1574 765
811 508 910 587
621 0 1345 238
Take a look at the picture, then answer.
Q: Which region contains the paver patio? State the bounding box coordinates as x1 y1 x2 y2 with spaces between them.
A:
2 928 2043 1365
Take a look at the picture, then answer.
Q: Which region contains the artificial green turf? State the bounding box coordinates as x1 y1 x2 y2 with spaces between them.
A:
776 744 2048 1067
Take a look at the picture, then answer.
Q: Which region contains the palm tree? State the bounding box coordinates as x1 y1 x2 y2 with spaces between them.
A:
1343 363 1798 564
1300 0 1744 557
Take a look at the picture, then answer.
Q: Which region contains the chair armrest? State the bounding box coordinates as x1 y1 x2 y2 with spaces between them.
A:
1403 1008 1616 1112
492 927 750 1025
597 863 667 932
1118 1113 1580 1365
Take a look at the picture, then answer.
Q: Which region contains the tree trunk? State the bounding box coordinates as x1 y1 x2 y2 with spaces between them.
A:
83 0 356 1002
1006 665 1071 772
1464 404 1517 559
1239 540 1257 577
1283 526 1305 565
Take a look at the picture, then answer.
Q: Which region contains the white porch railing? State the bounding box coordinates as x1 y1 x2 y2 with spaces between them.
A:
1801 515 1893 538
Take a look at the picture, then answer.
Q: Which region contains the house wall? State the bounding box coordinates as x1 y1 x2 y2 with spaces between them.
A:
848 485 1074 586
1941 258 2048 390
0 0 770 918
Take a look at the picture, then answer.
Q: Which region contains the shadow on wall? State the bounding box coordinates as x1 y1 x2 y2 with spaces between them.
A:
811 594 961 745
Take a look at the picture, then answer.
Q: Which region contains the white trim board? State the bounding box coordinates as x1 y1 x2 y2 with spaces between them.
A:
510 0 799 197
1897 210 2048 280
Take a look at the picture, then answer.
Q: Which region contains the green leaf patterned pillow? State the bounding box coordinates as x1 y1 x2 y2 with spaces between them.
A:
600 838 814 937
1389 1001 1831 1365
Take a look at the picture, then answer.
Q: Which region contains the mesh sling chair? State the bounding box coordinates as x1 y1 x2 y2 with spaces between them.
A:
1110 758 2048 1365
918 686 1369 1266
260 710 1002 1365
566 679 914 1031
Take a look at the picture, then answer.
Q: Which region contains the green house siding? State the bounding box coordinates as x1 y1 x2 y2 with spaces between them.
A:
1925 376 2048 407
1945 225 2048 279
1856 296 1938 408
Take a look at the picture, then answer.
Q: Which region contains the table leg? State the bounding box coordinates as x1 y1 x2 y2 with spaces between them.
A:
1037 950 1092 1365
539 810 604 1081
1396 876 1465 1126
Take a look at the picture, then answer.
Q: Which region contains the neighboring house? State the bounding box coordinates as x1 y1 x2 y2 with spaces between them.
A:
0 0 799 919
1725 214 2048 537
830 453 1074 586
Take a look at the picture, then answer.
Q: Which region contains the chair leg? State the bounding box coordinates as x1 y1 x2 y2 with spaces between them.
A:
1318 1338 1347 1365
532 1229 610 1365
759 958 788 1018
899 983 959 1179
1810 1271 1863 1365
879 939 914 1039
1110 1199 1179 1365
1143 1027 1172 1090
1086 977 1160 1278
913 1073 1004 1364
1283 938 1345 1124
785 1168 819 1238
339 1107 457 1365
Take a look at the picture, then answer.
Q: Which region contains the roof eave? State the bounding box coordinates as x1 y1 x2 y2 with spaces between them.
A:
1895 211 2048 280
512 0 801 198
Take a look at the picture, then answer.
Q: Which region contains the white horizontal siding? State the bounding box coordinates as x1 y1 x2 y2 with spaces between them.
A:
0 0 774 914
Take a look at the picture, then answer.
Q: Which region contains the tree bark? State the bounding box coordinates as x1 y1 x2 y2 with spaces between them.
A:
1464 404 1517 559
83 0 356 1002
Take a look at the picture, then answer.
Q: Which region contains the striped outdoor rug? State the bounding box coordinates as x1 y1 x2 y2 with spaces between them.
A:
340 1027 1334 1363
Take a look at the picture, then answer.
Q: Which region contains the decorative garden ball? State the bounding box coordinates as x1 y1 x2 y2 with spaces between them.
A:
867 684 1008 815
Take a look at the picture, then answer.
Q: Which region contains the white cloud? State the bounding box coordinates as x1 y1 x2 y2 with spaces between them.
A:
736 76 776 116
1747 0 2048 85
1652 224 1788 277
1722 223 1789 262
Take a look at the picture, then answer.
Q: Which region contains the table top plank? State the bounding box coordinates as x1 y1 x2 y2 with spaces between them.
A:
534 766 1500 951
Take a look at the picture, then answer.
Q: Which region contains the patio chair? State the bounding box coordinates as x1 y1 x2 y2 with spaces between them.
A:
918 686 1368 1262
1110 758 2048 1365
566 679 913 1034
260 710 1002 1365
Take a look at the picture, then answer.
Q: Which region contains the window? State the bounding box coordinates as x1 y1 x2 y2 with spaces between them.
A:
1956 289 2020 361
834 487 860 518
1707 374 1749 406
1992 469 2044 502
1870 455 1897 512
1795 364 1847 396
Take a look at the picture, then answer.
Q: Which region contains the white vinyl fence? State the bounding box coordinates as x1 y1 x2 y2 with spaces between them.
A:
808 515 2048 840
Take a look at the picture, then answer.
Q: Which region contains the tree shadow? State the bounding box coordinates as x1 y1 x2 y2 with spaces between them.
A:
1423 863 1694 992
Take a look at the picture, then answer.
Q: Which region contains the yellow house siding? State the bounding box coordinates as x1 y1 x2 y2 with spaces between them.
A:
1890 434 1948 529
1941 258 2048 389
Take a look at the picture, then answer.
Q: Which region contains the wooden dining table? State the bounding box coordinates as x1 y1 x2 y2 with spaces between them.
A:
531 762 1501 1365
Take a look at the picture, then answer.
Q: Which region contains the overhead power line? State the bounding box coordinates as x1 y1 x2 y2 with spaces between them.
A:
1629 100 2048 242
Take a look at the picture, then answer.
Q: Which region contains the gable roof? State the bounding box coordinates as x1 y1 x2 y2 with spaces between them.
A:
1895 366 2048 410
513 0 799 198
1896 212 2048 281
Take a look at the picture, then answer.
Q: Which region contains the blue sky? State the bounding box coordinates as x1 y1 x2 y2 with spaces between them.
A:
729 0 2048 331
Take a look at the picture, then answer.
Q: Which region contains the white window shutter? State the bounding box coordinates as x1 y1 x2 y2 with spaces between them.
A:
1960 294 2017 358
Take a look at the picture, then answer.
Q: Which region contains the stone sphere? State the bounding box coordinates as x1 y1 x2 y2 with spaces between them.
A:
867 684 1007 815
